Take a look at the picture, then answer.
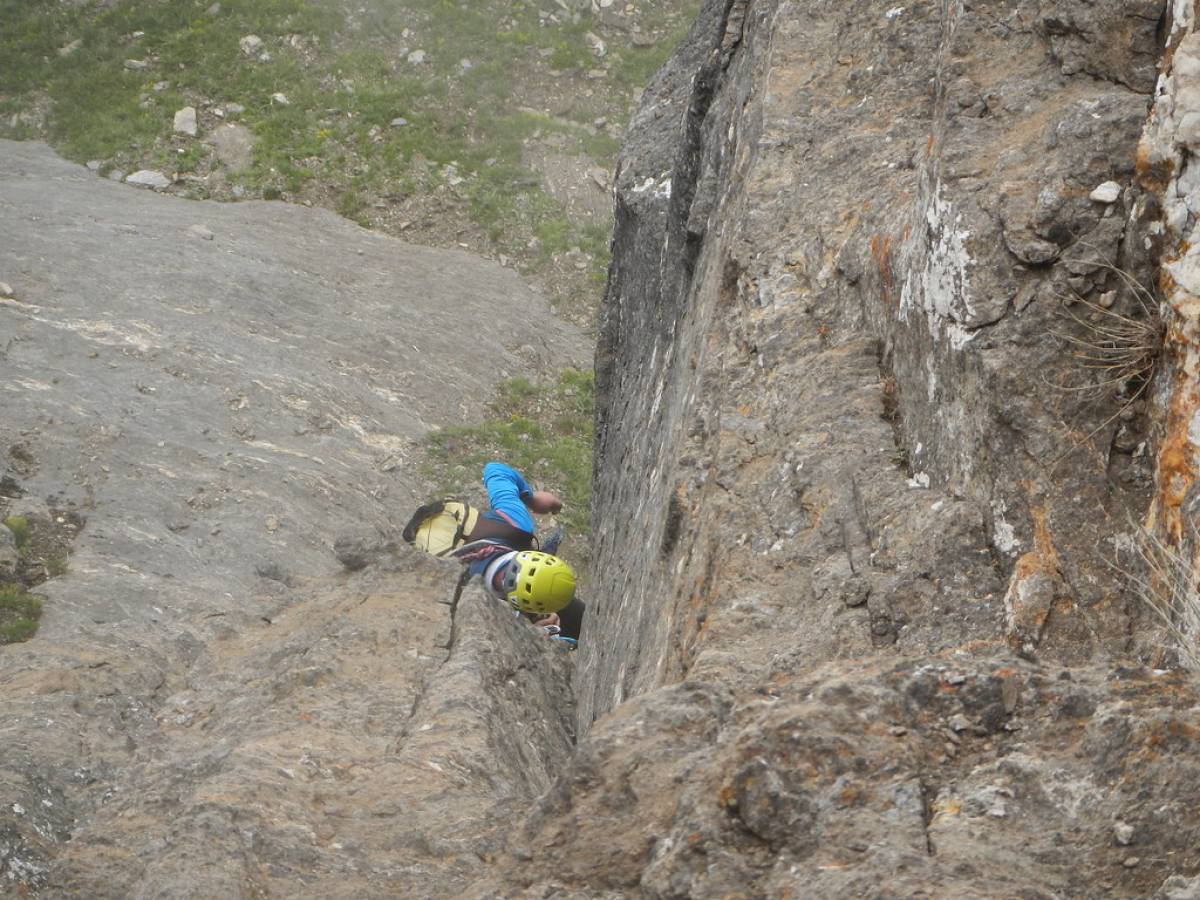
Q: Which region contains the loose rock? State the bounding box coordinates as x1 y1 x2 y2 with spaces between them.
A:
1114 821 1135 846
173 106 198 137
126 170 173 190
1090 181 1122 203
239 35 263 55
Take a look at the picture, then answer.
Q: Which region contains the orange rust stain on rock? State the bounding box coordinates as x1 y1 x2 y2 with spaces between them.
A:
1153 309 1200 542
1135 140 1175 194
870 234 897 308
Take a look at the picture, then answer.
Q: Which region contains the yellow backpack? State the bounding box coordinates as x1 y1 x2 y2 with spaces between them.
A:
402 499 480 557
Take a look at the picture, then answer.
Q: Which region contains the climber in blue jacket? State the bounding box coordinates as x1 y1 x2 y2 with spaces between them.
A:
458 462 586 643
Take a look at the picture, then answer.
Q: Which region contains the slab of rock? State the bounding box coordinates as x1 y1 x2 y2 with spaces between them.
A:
207 123 254 172
0 139 586 895
125 169 172 189
173 106 198 137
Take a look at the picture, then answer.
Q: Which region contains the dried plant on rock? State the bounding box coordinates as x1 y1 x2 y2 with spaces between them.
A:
1124 525 1200 670
1053 260 1164 403
1046 259 1165 470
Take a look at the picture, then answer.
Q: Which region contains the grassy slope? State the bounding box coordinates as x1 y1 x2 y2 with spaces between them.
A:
0 0 696 304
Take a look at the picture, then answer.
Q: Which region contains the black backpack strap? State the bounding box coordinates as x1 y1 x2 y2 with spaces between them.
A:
402 499 447 545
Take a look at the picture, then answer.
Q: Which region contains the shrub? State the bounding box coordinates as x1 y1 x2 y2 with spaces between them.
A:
0 584 42 643
3 515 30 550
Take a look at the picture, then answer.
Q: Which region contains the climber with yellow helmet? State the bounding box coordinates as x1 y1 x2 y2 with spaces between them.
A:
457 462 586 644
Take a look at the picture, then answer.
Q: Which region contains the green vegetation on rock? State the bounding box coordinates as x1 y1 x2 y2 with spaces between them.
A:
0 584 43 644
424 369 594 541
3 515 30 550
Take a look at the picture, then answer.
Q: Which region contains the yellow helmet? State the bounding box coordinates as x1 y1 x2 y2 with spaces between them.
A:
501 551 576 615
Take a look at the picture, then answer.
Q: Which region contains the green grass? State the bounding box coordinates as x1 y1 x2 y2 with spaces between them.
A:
3 516 30 550
424 369 594 540
0 585 42 644
47 552 69 578
0 0 643 272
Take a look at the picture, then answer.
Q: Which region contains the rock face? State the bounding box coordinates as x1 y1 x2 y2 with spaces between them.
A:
582 0 1165 722
8 0 1200 894
466 0 1200 896
0 140 585 895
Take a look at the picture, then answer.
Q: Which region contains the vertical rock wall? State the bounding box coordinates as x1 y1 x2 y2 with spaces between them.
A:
582 0 1169 727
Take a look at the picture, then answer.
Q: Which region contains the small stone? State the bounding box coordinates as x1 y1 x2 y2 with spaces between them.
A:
107 170 126 182
390 117 409 128
153 81 170 92
1097 290 1116 309
173 106 198 136
1113 821 1134 846
124 59 149 70
890 725 908 736
1090 181 1122 204
86 160 102 172
205 2 220 15
126 170 173 190
948 714 971 732
225 103 245 115
459 58 472 70
188 224 215 241
0 282 12 298
1123 857 1140 868
585 32 606 57
839 577 870 608
271 92 290 106
58 39 83 57
264 515 280 533
407 49 426 65
239 34 263 55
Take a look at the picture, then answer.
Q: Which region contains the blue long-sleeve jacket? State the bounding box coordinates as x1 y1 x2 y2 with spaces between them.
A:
480 461 535 533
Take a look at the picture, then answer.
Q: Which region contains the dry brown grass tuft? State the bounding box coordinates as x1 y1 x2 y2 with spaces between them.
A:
1052 259 1164 403
1124 525 1200 670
